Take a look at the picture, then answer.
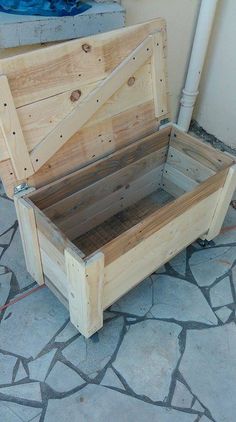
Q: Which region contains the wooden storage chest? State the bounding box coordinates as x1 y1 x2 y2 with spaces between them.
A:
0 20 235 337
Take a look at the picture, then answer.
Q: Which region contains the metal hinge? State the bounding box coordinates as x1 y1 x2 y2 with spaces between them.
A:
160 118 170 127
14 182 31 195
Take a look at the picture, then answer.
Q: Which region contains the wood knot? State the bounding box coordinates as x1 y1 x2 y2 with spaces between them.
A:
82 43 91 53
70 89 82 102
127 76 135 87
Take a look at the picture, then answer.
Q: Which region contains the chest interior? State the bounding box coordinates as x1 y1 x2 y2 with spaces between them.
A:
26 124 233 264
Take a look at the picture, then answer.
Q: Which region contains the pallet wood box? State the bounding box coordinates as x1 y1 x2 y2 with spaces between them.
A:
0 20 235 337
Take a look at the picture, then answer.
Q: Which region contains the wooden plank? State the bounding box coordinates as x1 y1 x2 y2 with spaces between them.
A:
30 36 153 172
28 199 85 259
38 230 68 299
205 164 236 240
55 166 164 240
166 146 215 182
74 188 173 257
29 127 170 209
45 276 68 310
171 128 235 171
0 126 9 161
162 163 199 197
103 189 220 309
162 175 186 198
0 62 153 156
65 248 104 338
1 100 159 198
44 147 167 220
97 168 228 265
0 75 34 179
14 194 44 285
0 19 165 108
0 158 19 198
151 31 168 117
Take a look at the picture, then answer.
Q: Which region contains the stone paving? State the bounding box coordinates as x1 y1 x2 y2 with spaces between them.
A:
0 179 236 422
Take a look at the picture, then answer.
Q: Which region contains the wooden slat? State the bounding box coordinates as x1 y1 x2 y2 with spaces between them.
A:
0 158 19 198
29 127 170 209
151 31 168 117
97 168 228 265
56 166 164 240
166 146 215 182
14 194 44 285
38 230 68 299
0 20 169 197
163 163 199 197
30 37 153 172
1 100 159 199
0 62 153 155
205 164 236 240
45 276 68 310
162 175 186 198
0 19 165 108
44 147 167 220
171 128 235 171
0 75 34 179
27 199 85 259
74 188 173 257
103 189 220 309
65 248 104 338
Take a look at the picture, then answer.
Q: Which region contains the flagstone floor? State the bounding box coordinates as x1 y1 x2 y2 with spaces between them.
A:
0 179 235 422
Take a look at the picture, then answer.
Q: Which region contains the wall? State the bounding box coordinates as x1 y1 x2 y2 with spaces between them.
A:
121 0 200 120
194 0 236 149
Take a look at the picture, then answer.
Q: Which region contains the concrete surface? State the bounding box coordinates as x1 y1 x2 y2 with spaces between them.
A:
0 179 235 421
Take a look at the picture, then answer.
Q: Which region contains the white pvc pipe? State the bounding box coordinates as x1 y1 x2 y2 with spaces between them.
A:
177 0 218 132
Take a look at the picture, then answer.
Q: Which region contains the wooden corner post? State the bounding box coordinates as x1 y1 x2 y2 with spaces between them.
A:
14 191 44 286
205 164 236 241
65 248 104 338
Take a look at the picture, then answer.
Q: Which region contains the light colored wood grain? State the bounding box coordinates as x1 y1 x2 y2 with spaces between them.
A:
14 195 44 285
28 126 170 209
30 36 153 172
0 19 165 108
162 163 198 197
65 248 104 338
38 230 67 299
0 20 168 195
103 189 220 309
205 164 236 240
44 147 167 220
0 62 152 155
166 146 215 182
97 168 228 265
56 166 164 240
0 159 19 198
74 188 173 257
171 128 235 171
28 199 85 259
45 276 68 310
0 100 159 198
151 31 168 117
0 75 34 179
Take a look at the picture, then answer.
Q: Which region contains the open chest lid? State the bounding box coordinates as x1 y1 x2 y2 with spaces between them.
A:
0 19 169 198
